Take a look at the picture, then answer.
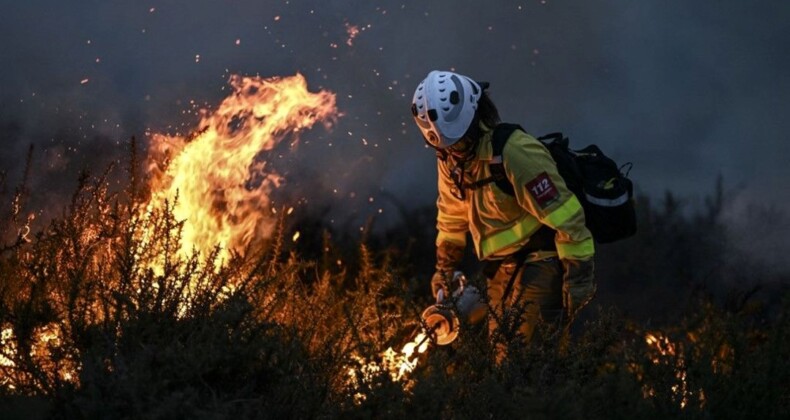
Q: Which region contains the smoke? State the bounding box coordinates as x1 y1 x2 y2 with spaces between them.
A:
720 189 790 279
2 0 790 234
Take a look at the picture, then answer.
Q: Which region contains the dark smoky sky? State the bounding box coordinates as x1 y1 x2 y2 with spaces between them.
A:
2 0 790 229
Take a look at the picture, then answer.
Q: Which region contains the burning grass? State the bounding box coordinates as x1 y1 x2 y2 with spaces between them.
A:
0 159 413 417
0 162 787 419
0 73 787 417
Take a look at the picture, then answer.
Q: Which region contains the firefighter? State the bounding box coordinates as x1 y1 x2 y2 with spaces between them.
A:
411 70 596 348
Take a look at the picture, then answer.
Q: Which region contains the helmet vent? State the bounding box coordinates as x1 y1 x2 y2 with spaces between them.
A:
427 109 438 121
450 91 459 104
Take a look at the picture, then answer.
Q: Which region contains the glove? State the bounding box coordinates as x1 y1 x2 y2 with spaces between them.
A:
432 241 465 300
431 270 452 302
562 258 596 318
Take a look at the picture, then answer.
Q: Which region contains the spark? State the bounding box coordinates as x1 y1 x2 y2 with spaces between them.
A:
642 331 700 409
345 23 360 46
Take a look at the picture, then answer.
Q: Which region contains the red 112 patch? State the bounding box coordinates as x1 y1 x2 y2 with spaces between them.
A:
525 172 559 208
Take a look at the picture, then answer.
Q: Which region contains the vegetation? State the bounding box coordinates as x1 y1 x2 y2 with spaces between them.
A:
0 149 788 419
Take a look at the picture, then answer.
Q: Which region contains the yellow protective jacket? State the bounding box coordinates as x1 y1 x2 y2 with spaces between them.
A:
436 124 594 262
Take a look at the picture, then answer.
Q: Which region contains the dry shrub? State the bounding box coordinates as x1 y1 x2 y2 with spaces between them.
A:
0 151 787 419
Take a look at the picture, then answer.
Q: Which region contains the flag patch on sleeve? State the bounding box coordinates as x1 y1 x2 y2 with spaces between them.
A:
525 172 559 208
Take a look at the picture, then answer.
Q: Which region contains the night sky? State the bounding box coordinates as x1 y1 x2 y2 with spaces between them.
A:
2 0 789 237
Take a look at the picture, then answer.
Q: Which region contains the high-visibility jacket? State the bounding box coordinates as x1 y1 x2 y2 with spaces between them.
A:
436 124 594 262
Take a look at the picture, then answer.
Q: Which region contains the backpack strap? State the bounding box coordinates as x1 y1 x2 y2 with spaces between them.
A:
489 123 524 196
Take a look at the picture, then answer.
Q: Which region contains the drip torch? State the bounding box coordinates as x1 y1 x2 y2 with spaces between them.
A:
421 271 487 345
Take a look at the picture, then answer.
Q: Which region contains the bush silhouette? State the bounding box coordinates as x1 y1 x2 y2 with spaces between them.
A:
0 146 788 419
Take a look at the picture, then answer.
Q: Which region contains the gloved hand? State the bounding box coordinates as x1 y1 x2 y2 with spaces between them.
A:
433 241 465 301
562 258 596 318
431 270 452 302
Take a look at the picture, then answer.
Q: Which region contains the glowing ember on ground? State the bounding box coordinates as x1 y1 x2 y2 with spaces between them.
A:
145 73 337 262
0 327 13 367
643 331 699 409
0 326 18 391
1 324 78 390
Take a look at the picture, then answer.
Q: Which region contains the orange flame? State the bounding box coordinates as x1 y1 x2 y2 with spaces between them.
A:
388 332 430 381
145 73 337 262
347 331 431 402
643 331 700 409
1 74 337 393
1 324 78 390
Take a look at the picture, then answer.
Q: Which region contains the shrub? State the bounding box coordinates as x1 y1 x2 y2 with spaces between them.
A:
0 151 787 419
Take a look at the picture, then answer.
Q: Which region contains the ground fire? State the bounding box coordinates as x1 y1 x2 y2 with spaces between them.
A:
0 71 785 417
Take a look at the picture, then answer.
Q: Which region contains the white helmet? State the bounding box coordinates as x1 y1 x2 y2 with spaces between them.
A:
412 70 483 149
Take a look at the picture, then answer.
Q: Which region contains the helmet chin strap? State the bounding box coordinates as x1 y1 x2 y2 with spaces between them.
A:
422 135 471 200
449 138 477 161
447 136 481 201
423 120 482 200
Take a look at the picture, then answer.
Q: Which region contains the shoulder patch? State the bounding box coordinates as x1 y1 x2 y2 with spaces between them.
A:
526 172 559 208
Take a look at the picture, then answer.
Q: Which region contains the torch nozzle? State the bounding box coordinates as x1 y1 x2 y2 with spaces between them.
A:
421 305 459 346
420 277 487 346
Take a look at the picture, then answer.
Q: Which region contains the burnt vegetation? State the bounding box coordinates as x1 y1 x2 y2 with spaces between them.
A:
0 144 788 419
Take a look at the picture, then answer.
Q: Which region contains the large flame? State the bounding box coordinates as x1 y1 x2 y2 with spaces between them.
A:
0 74 337 392
146 73 337 261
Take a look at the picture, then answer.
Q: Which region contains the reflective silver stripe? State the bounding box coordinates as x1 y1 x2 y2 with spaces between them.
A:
584 192 629 207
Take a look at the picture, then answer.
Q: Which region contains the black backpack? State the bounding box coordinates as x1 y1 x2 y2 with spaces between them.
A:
489 123 637 243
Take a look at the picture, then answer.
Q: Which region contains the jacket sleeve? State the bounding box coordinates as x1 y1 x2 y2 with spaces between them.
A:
501 130 594 261
435 159 469 248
